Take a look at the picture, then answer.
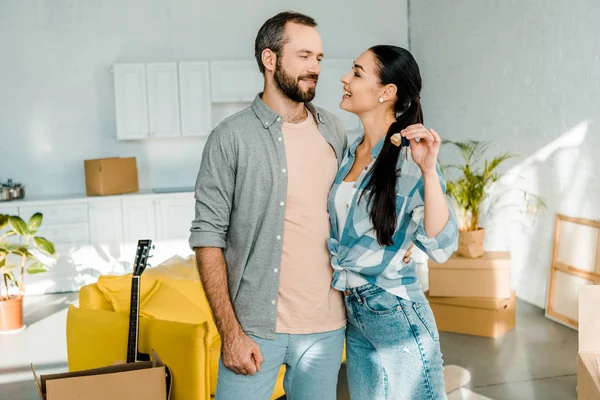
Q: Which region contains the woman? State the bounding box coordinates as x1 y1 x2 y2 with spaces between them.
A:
328 45 459 399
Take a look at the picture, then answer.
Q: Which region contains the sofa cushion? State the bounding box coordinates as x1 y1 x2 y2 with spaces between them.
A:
96 255 200 313
144 254 199 281
141 281 210 325
96 275 160 313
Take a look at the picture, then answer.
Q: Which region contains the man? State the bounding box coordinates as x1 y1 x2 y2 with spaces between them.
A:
189 11 412 399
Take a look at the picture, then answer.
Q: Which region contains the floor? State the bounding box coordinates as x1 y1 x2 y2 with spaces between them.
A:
0 294 578 400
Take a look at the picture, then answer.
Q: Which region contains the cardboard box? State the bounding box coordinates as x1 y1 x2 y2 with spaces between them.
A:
32 351 168 400
578 353 600 400
428 252 511 299
84 157 138 196
578 285 600 400
426 290 516 338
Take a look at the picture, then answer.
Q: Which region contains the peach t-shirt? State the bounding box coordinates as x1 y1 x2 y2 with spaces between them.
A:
275 111 346 333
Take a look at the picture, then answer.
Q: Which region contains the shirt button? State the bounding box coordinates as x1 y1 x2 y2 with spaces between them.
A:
272 300 276 305
280 201 285 206
274 268 278 273
282 169 287 173
278 137 283 142
277 117 282 122
277 235 281 240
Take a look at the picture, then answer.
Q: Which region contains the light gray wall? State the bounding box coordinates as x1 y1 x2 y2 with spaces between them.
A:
411 0 600 307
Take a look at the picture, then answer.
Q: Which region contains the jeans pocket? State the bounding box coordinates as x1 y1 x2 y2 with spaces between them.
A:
412 302 440 342
362 289 400 315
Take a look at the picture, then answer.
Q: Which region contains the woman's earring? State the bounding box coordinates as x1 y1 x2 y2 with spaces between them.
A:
378 97 384 103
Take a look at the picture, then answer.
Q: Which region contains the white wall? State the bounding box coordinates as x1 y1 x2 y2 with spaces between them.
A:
410 0 600 308
0 0 408 196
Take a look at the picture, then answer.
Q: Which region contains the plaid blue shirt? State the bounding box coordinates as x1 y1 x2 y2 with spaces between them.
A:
327 135 459 303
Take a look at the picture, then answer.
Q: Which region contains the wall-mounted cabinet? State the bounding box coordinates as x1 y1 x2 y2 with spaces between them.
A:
113 58 363 140
210 61 263 103
113 62 212 140
146 63 181 138
179 62 212 137
113 64 149 140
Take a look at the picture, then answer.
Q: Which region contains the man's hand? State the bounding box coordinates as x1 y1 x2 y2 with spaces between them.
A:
403 242 414 263
221 331 264 375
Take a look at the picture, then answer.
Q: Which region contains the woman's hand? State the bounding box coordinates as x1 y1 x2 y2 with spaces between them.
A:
400 124 441 175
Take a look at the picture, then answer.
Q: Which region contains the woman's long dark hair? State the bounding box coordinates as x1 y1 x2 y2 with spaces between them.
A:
363 45 423 246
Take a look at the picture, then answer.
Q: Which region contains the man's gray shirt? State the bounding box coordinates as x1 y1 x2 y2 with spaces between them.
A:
189 94 348 339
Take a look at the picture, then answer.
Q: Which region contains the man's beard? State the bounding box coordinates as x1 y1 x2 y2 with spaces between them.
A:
273 59 318 103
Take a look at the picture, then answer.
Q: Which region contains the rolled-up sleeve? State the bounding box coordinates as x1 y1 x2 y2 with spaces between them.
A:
408 164 459 263
189 126 236 249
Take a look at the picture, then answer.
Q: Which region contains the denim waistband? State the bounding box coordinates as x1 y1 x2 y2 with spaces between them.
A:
343 283 385 302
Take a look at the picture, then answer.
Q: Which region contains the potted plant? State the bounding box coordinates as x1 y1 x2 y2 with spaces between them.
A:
0 213 56 332
442 140 543 258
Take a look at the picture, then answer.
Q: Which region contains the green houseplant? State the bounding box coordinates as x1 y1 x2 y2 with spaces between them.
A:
442 140 543 258
0 213 56 332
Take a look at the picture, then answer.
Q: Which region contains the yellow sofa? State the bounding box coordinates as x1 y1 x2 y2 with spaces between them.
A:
66 256 288 400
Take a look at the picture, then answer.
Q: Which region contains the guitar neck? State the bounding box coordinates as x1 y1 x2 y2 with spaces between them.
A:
126 276 140 363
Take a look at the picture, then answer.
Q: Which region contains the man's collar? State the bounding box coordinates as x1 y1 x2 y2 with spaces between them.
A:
251 93 325 129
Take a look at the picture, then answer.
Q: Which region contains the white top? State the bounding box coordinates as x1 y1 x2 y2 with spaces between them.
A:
335 180 356 239
334 180 368 288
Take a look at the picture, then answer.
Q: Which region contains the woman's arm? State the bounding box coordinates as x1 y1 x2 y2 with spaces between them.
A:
422 169 450 238
400 124 458 263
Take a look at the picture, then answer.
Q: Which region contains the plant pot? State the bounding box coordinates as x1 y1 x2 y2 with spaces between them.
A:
0 296 24 332
457 229 485 258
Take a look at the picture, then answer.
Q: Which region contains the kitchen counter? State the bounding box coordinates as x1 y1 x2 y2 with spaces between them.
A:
0 187 195 206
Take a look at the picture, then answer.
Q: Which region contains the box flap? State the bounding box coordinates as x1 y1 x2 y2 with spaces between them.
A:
39 361 154 393
30 364 45 400
429 251 511 269
578 352 600 394
579 285 600 352
44 364 166 400
426 291 515 310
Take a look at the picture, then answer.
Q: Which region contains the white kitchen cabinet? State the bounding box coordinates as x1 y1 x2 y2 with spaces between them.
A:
19 203 88 225
35 223 90 244
153 195 195 262
121 199 157 270
155 194 195 241
146 63 181 138
26 243 93 295
89 200 123 245
121 199 156 244
313 59 362 133
210 61 263 103
178 62 212 136
113 64 149 140
88 200 126 275
12 191 199 295
18 202 92 295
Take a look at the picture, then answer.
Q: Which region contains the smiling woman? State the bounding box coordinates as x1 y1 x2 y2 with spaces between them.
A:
327 44 458 399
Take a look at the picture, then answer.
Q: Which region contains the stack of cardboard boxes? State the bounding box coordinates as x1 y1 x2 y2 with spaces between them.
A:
426 252 516 338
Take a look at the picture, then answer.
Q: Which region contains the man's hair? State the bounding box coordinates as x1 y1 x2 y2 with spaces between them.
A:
254 11 317 75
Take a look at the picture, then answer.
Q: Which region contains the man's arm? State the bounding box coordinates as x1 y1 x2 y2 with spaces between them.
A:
195 248 263 375
195 248 241 337
189 127 262 375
